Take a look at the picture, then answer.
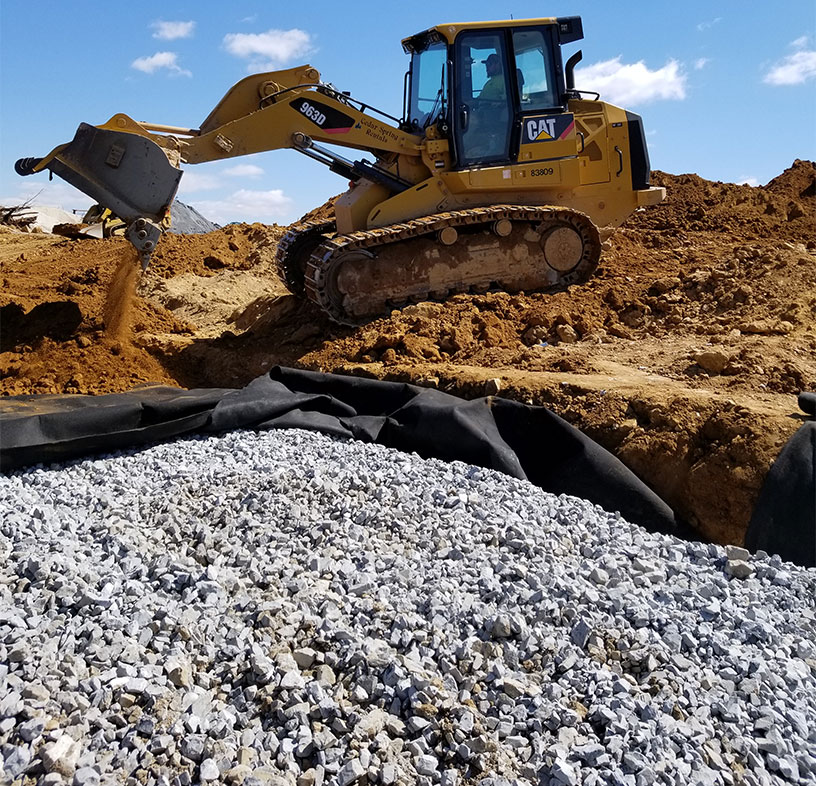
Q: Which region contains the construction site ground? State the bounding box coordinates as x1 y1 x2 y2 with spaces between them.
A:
2 161 814 548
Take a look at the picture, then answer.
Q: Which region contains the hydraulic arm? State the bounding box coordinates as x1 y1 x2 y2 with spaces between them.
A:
16 65 426 266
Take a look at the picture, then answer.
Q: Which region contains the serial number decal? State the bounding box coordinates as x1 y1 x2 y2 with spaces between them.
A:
531 167 555 177
299 101 326 126
289 97 354 134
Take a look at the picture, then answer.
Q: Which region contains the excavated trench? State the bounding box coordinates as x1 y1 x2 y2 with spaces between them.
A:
1 163 815 546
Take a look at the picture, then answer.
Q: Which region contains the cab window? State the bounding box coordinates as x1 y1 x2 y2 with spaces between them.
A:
512 28 559 111
453 32 513 165
459 33 509 103
408 41 448 130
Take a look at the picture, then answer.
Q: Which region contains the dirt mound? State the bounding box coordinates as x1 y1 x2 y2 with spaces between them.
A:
146 222 286 278
293 194 341 225
0 223 288 394
1 163 814 547
640 169 816 241
765 158 816 201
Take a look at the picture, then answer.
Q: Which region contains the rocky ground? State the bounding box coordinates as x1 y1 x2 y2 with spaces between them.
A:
2 429 815 786
1 161 815 547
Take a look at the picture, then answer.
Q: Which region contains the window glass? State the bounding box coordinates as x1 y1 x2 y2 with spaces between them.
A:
408 42 448 130
512 29 558 110
463 34 507 101
454 32 512 165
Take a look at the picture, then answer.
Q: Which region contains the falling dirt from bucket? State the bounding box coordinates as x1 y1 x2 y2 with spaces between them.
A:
103 249 141 343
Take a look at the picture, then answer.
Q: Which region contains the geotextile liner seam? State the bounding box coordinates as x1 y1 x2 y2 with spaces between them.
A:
1 367 813 566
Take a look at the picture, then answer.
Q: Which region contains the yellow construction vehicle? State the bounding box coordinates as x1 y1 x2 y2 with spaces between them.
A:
80 204 172 238
15 15 664 325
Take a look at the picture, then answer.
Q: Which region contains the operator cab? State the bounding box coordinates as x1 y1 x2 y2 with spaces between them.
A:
403 17 583 168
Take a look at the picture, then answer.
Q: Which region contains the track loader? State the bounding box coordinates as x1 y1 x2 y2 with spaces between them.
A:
16 16 664 325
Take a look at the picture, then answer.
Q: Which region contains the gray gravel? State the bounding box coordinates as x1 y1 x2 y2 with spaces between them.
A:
1 428 815 786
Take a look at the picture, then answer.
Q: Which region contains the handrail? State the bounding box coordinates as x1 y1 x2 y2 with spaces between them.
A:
259 83 403 126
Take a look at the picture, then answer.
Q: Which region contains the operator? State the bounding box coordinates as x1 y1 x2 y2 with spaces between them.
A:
466 52 509 158
479 53 507 101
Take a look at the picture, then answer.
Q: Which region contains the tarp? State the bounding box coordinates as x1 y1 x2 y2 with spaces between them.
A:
3 369 813 564
745 392 816 567
0 367 689 540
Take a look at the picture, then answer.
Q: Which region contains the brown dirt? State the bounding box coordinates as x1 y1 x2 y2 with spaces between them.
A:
1 161 814 547
103 251 141 342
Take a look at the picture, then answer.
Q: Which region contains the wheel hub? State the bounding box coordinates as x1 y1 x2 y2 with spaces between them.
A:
541 225 584 272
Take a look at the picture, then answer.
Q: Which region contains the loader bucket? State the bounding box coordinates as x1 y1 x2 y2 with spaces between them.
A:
25 123 183 223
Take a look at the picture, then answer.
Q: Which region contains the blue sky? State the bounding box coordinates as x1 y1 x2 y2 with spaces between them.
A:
1 1 814 225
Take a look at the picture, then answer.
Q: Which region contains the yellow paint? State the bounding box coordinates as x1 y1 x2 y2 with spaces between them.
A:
404 17 559 46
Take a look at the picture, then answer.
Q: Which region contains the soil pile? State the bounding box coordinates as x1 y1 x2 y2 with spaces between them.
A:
0 223 288 393
1 162 814 545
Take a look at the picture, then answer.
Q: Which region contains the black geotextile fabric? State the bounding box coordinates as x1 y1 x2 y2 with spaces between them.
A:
745 392 816 568
2 367 814 562
0 385 232 471
0 366 686 539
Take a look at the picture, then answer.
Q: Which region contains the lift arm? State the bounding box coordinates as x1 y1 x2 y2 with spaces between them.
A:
15 65 424 266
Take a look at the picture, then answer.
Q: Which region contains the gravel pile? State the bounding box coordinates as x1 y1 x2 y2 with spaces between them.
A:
1 429 815 786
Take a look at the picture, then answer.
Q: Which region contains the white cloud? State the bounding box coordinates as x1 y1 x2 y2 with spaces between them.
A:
791 36 809 49
694 58 710 70
223 28 314 70
131 51 191 77
763 48 816 85
190 189 292 224
697 18 721 32
223 164 265 178
575 57 686 106
152 20 195 40
177 171 222 194
736 175 759 187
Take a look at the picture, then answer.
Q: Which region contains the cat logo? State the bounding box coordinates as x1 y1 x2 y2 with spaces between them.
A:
522 113 575 144
526 117 557 141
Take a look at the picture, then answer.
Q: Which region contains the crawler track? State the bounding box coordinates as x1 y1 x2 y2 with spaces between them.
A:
303 205 601 325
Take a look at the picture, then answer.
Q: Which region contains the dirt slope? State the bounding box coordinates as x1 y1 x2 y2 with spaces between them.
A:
1 160 814 546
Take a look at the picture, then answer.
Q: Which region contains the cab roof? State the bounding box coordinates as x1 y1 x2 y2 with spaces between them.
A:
402 16 583 53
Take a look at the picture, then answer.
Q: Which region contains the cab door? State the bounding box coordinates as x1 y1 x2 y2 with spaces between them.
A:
452 32 514 167
512 27 578 165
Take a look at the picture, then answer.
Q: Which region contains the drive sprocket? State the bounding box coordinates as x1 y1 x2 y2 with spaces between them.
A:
275 219 336 295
